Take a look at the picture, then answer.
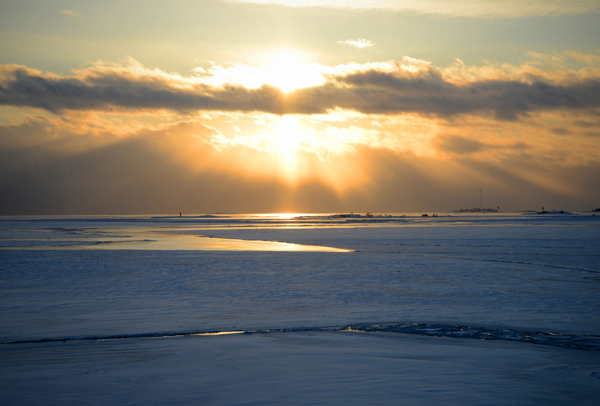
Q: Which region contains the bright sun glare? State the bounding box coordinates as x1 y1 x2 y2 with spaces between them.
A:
264 49 325 92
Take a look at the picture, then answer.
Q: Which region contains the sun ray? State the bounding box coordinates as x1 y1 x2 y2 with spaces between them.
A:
276 115 302 181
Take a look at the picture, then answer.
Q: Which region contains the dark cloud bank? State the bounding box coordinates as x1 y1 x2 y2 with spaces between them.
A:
1 64 599 119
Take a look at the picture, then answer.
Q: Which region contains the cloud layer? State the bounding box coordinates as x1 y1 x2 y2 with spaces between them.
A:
2 53 599 214
1 56 599 120
1 113 599 214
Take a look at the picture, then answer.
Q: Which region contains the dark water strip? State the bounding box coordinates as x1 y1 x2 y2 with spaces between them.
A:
3 323 599 351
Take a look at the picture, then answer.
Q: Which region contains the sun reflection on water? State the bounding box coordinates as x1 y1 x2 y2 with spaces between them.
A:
0 226 350 252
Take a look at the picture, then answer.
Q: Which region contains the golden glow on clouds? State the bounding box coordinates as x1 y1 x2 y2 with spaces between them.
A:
195 49 326 92
265 49 325 92
61 10 80 16
12 51 599 120
441 51 600 86
202 112 432 163
2 106 599 212
1 51 600 211
188 55 437 98
189 52 443 95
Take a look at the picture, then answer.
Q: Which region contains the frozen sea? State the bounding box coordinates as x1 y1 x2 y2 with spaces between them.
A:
1 212 599 405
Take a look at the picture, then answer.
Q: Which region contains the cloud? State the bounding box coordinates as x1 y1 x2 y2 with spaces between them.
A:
61 10 80 16
549 127 571 136
338 39 374 49
0 61 290 115
329 59 600 119
1 55 600 120
433 135 486 154
226 0 600 18
0 116 341 214
432 134 530 154
1 115 598 214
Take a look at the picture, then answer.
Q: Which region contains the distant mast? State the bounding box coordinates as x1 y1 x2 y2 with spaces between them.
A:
479 188 482 210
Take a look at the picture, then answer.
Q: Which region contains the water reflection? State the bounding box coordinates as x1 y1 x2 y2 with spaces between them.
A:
0 226 351 252
190 331 245 336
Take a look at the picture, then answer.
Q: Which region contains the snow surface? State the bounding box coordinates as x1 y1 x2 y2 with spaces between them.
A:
1 213 599 405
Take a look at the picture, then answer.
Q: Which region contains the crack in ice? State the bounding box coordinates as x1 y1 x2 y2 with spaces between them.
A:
3 323 600 351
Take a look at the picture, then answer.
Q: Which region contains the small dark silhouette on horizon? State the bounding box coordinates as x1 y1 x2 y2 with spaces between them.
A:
454 208 498 213
335 212 391 218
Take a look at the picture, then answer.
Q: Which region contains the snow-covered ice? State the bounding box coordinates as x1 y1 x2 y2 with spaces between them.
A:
1 212 599 404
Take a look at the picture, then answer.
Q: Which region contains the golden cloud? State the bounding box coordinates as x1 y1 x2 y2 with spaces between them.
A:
1 53 600 120
61 10 80 16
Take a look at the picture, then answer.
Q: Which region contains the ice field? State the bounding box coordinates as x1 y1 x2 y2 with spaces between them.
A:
1 212 599 405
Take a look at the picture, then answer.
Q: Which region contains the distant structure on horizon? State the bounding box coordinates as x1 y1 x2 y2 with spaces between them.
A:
454 207 499 213
333 212 392 218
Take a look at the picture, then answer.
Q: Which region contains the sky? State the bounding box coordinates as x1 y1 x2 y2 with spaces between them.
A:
1 0 599 214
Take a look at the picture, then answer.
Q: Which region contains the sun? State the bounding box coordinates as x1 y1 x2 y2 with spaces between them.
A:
196 48 325 92
263 49 325 92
